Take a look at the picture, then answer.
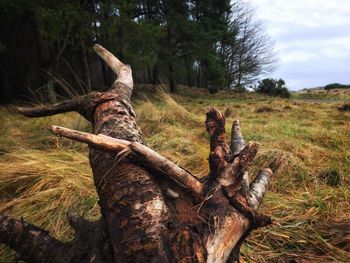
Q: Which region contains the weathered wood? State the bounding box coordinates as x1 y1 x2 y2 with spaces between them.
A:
17 92 122 121
84 48 170 262
230 120 246 155
93 44 133 98
0 214 68 263
17 95 90 117
248 168 272 209
205 108 258 188
230 119 250 197
1 44 275 263
49 125 205 195
202 108 272 263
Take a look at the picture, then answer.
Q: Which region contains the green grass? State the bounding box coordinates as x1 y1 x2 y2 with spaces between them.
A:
1 85 350 262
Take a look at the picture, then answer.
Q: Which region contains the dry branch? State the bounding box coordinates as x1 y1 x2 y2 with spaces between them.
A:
49 125 205 196
230 120 246 155
17 95 90 117
205 108 258 188
17 92 121 121
1 44 276 263
93 44 133 98
0 215 67 262
248 168 272 209
230 119 250 196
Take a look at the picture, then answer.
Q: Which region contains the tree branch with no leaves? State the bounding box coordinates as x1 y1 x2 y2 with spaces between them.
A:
49 125 205 196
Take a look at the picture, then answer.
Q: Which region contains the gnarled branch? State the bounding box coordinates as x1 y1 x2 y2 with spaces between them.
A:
205 108 258 189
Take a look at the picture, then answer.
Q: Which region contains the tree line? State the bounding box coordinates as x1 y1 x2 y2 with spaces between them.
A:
0 0 277 103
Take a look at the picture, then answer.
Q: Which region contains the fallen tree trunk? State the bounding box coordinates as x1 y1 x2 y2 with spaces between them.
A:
2 44 274 262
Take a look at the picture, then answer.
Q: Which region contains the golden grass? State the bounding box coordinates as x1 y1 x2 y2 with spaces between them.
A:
1 86 350 262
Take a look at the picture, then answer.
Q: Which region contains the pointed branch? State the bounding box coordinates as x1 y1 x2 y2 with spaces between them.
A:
93 44 133 98
230 120 246 155
50 125 129 151
230 120 250 196
49 126 205 196
17 95 91 118
17 92 124 121
248 168 273 209
0 214 68 262
93 44 125 77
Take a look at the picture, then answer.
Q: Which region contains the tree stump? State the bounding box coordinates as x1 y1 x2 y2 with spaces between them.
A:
1 45 274 263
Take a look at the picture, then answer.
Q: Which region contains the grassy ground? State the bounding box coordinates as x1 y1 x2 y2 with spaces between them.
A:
293 88 350 101
1 86 350 262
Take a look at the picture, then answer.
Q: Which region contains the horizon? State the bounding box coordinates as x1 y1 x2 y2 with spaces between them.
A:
250 0 350 91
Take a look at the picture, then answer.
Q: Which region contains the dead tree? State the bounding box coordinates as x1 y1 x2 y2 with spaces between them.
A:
0 45 274 263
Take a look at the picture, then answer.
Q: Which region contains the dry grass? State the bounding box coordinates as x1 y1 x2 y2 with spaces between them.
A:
1 86 350 262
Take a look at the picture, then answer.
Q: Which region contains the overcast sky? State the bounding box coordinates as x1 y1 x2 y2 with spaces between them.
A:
249 0 350 90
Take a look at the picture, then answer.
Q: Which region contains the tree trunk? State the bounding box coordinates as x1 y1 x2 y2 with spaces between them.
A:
168 62 177 92
152 64 160 84
2 45 274 263
80 35 92 92
185 56 193 87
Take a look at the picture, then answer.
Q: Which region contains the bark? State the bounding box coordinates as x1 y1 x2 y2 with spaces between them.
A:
48 125 205 196
1 44 275 263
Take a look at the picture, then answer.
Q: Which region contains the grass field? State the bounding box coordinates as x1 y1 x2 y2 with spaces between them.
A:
1 86 350 262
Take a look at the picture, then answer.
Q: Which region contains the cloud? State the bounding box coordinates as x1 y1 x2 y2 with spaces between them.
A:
249 0 350 90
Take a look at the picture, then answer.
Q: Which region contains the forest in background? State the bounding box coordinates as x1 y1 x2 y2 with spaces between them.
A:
0 0 276 103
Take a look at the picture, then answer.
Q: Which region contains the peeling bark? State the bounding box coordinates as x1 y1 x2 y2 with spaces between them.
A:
1 44 275 263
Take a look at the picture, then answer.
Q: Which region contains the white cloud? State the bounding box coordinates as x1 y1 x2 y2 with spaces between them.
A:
248 0 350 89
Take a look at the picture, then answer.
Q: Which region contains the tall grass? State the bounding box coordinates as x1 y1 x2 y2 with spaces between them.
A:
1 87 349 262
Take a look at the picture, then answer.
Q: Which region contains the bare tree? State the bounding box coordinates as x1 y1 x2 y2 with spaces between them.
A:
1 45 275 262
223 2 277 89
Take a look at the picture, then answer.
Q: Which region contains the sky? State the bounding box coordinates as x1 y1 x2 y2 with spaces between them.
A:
249 0 350 90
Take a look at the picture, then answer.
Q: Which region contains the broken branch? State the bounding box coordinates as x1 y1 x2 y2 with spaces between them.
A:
205 107 231 182
17 95 90 118
49 125 205 195
248 168 273 209
230 120 246 156
93 44 133 98
230 119 250 196
222 188 272 229
0 214 68 262
205 108 259 190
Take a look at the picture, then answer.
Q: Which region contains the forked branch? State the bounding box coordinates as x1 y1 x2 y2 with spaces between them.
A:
205 108 259 188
